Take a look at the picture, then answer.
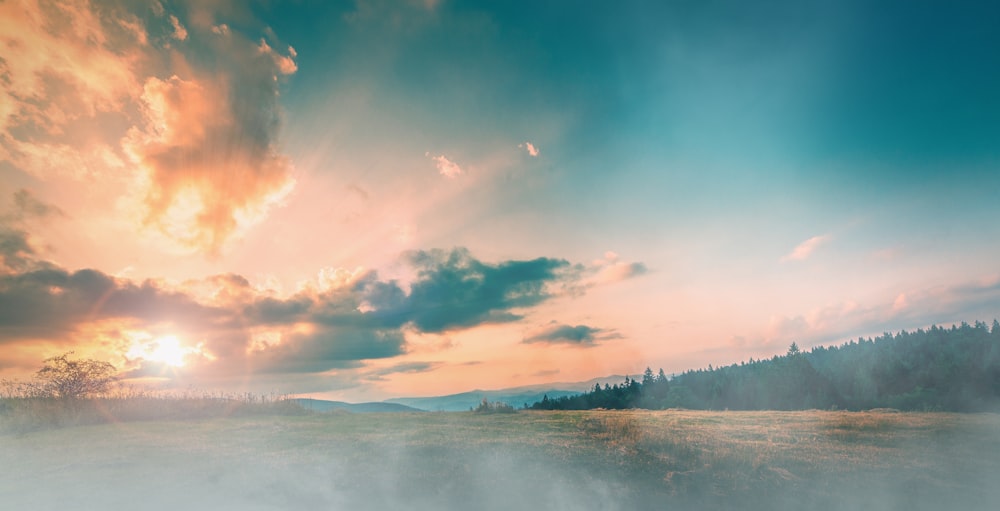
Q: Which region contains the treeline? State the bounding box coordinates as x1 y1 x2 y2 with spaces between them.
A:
530 321 1000 412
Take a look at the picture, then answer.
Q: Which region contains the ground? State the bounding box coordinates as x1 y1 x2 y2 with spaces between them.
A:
2 410 999 510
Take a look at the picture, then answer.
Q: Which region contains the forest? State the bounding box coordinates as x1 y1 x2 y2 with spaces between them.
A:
530 321 1000 412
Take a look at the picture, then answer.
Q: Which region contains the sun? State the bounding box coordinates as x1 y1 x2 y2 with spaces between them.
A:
127 334 191 367
149 335 188 367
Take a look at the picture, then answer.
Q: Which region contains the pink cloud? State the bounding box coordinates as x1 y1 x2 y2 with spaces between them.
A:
780 234 831 262
426 153 463 178
519 141 539 157
587 251 648 285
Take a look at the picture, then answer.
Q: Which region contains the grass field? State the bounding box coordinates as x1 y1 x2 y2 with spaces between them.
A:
2 407 999 510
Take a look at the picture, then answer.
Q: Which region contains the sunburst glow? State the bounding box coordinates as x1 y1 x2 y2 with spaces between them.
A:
127 335 191 368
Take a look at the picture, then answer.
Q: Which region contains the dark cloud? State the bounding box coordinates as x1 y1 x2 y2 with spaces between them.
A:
0 227 37 272
531 369 561 378
247 248 573 335
246 296 312 324
523 322 620 347
364 361 441 381
0 247 613 377
12 189 64 220
254 327 405 373
231 248 577 373
1 189 63 272
0 267 227 341
403 248 571 332
621 262 648 278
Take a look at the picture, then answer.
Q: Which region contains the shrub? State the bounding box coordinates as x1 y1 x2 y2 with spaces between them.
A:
27 352 117 398
472 398 516 414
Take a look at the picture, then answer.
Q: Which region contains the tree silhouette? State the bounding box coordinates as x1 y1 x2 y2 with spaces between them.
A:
33 353 117 398
527 320 1000 412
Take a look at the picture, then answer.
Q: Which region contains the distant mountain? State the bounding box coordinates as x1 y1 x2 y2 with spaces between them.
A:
384 375 626 412
294 398 423 413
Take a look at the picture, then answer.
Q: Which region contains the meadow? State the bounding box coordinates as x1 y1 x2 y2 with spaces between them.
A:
2 402 999 510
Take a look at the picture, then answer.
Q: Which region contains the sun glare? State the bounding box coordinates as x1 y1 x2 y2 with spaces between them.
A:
149 335 187 367
127 334 193 367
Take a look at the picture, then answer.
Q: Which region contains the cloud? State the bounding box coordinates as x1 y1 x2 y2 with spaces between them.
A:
403 248 572 332
891 292 908 313
0 267 226 343
123 37 298 253
235 248 578 370
0 0 139 137
258 39 298 75
523 322 619 347
0 246 632 386
531 369 560 378
780 234 831 262
0 228 38 274
426 152 463 178
583 251 648 286
0 189 63 272
519 141 539 157
0 1 299 256
255 327 406 373
169 15 188 41
739 275 1000 356
11 189 64 220
363 361 440 381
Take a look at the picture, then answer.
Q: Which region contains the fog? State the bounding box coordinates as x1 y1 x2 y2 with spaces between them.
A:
2 411 999 511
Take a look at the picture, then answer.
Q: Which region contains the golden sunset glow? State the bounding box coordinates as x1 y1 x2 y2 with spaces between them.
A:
127 335 192 368
1 0 999 403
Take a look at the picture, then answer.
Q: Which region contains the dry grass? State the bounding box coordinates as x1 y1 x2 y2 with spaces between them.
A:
1 408 998 510
0 387 306 433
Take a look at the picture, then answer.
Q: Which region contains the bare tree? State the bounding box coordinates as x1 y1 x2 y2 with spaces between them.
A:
33 352 117 398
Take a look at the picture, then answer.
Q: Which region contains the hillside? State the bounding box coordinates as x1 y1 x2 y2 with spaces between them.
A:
293 399 423 413
379 375 623 411
385 389 581 412
533 321 1000 412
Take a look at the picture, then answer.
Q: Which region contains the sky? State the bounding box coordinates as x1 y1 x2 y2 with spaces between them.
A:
1 0 999 402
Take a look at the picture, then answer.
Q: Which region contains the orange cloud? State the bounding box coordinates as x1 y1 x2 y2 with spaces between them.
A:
123 53 297 254
0 0 140 181
0 0 139 136
1 1 299 256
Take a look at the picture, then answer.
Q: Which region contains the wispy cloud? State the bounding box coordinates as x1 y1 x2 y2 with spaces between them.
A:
583 251 648 286
780 234 831 262
736 275 1000 355
523 322 620 347
10 189 64 221
0 189 62 272
426 152 463 178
